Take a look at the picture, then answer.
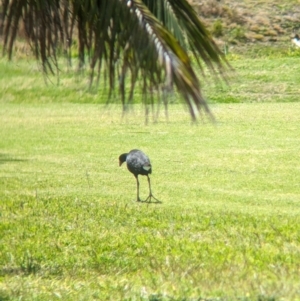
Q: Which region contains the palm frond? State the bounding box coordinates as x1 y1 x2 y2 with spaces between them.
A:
151 0 230 76
0 0 229 121
114 0 215 120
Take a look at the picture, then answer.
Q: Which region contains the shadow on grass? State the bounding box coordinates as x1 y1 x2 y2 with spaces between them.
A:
0 291 11 301
0 153 27 165
0 263 41 278
0 267 23 277
139 200 162 204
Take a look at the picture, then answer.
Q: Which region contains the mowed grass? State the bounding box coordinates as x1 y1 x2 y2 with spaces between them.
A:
1 48 300 105
0 54 300 300
1 102 300 301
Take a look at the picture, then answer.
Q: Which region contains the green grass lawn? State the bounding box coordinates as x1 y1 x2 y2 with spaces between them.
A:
1 49 300 105
1 55 300 300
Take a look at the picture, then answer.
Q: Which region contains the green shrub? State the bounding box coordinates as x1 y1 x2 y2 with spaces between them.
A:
212 19 223 37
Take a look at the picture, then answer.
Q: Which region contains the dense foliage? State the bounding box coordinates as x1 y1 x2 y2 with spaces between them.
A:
0 0 228 120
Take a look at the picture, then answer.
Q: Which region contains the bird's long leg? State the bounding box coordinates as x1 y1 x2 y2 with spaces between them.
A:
135 175 141 202
144 175 160 203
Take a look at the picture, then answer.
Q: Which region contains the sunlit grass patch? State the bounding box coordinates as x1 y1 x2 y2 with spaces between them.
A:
1 100 300 300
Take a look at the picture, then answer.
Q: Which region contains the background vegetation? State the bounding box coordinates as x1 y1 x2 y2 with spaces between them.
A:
190 0 300 47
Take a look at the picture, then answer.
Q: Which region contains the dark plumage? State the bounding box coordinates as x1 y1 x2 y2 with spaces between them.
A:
119 149 160 203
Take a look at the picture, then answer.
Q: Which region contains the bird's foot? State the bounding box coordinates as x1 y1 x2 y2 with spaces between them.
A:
144 194 161 204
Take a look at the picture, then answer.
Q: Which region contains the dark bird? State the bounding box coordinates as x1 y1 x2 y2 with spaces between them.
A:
119 149 160 203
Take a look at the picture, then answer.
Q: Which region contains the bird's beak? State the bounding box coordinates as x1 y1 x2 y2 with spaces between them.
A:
119 161 122 167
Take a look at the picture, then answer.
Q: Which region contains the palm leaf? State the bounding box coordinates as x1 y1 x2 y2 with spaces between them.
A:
0 0 229 121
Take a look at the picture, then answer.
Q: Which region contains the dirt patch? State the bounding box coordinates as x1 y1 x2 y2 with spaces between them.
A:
189 0 300 47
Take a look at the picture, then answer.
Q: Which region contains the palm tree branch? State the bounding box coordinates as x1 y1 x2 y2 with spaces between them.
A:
0 0 228 121
124 0 214 119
